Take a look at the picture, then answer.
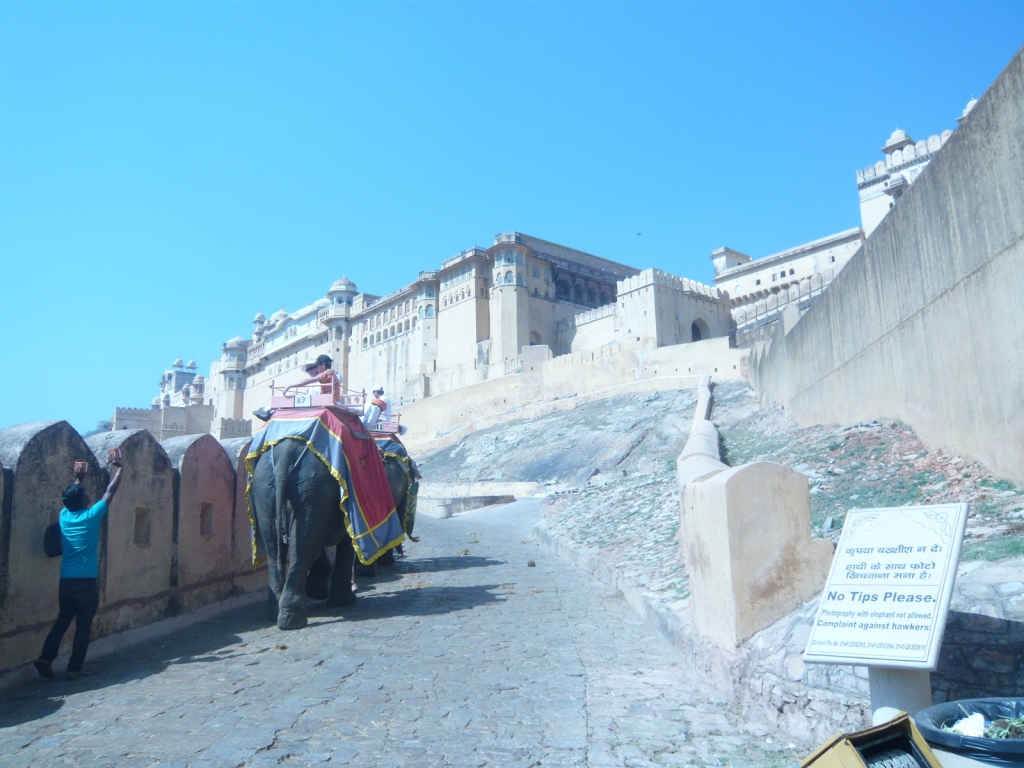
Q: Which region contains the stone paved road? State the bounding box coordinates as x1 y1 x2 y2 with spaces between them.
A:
0 500 798 768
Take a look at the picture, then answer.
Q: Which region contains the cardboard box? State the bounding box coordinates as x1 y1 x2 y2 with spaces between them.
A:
801 713 942 767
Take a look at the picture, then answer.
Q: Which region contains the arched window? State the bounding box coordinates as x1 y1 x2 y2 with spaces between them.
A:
504 270 513 284
404 320 410 331
376 332 381 343
363 337 368 348
529 331 542 345
691 318 710 342
425 305 435 318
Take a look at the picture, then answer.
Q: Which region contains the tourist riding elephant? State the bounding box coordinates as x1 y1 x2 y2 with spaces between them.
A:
249 439 410 630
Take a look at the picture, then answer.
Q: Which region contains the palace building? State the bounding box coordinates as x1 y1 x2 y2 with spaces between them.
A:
112 101 975 439
201 232 732 438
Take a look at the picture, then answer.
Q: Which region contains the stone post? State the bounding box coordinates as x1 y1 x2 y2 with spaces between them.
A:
85 429 175 618
219 436 256 572
162 435 236 605
681 461 834 649
0 422 105 670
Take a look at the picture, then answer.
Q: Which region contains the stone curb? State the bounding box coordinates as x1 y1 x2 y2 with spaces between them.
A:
0 588 266 693
532 519 739 694
533 519 873 746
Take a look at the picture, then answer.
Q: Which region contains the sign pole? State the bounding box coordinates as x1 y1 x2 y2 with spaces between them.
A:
868 667 933 717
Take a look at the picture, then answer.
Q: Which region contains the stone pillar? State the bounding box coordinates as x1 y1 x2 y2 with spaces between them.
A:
219 437 256 572
85 430 175 616
0 422 105 670
682 461 834 649
162 435 236 601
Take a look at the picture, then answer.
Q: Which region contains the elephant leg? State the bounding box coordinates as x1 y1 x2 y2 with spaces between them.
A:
378 547 396 567
327 541 356 607
278 545 316 631
262 529 286 622
355 560 377 578
305 550 331 601
266 588 279 623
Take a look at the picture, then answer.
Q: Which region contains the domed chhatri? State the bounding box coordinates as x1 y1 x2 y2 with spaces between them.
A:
957 97 978 124
269 307 289 325
329 276 357 294
173 356 185 368
882 128 914 154
186 359 198 369
253 311 266 324
225 335 247 347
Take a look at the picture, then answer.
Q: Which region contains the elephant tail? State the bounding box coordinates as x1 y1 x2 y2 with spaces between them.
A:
274 447 294 569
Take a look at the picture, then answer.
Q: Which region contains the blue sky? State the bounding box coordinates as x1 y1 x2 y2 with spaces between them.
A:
1 1 1021 434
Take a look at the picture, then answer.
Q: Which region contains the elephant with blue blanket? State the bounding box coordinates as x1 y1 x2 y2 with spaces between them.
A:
249 440 411 630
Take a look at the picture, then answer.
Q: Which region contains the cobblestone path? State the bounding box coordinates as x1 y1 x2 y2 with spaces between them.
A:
0 500 797 768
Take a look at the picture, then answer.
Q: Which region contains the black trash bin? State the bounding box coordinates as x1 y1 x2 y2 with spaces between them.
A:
915 698 1024 767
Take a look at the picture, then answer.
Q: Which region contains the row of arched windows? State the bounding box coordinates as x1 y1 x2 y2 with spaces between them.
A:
362 317 415 348
364 300 414 333
442 287 487 307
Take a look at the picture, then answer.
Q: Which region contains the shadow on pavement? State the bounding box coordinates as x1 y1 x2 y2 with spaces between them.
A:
0 560 504 729
0 605 266 729
397 556 505 574
313 583 507 622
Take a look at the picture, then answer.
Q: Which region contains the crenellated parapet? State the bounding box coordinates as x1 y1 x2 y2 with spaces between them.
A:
571 303 616 327
731 270 833 330
115 406 157 418
0 421 265 679
856 130 954 187
617 268 727 302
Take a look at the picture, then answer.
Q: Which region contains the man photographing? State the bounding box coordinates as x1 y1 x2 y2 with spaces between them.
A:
34 457 124 680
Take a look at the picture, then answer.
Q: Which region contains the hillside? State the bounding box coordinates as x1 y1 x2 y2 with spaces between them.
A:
419 380 1024 562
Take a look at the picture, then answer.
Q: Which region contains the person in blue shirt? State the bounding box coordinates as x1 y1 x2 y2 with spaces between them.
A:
33 457 123 680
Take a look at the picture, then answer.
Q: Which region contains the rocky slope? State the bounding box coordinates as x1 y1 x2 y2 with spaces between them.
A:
419 380 1024 562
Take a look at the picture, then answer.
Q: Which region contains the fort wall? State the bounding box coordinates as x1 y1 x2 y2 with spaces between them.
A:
401 336 749 452
0 423 266 677
752 46 1024 484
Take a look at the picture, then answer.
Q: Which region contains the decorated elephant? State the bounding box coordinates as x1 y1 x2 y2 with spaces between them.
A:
249 438 410 630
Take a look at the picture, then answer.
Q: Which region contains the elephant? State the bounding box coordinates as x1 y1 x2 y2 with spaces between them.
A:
249 438 412 630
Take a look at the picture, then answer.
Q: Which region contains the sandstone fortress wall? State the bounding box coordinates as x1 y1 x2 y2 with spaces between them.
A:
753 46 1024 484
0 422 266 678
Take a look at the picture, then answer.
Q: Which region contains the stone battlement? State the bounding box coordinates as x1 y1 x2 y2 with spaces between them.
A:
731 270 833 329
856 131 953 187
114 406 157 418
571 303 616 327
618 268 724 301
0 423 264 677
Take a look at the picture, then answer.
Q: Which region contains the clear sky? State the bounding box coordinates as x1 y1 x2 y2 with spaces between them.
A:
1 1 1021 434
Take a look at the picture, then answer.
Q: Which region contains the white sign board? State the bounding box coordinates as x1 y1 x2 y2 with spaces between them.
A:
293 393 311 407
803 504 967 670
